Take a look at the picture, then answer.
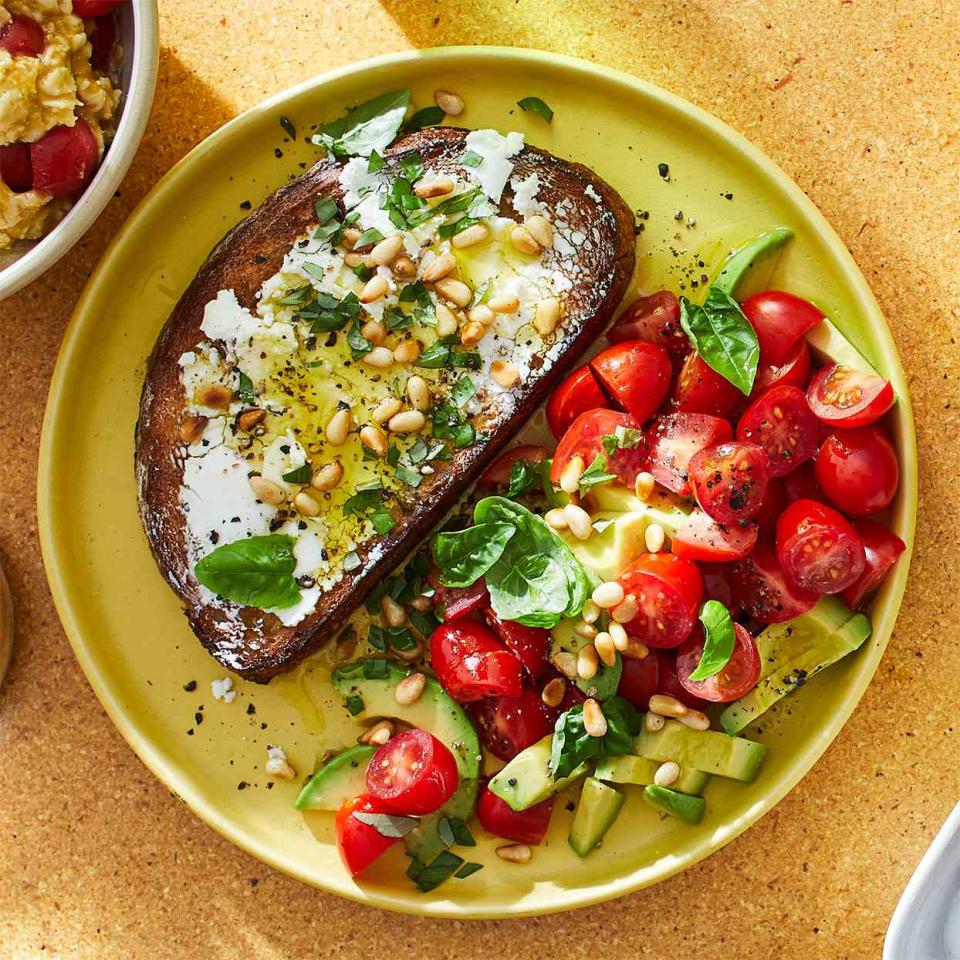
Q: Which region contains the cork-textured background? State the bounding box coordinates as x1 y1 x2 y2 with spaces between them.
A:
2 1 959 957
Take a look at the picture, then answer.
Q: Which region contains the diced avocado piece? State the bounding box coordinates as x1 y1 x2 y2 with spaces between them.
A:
561 510 649 582
635 720 766 782
551 618 622 701
806 317 886 378
569 776 625 857
294 744 375 811
488 734 588 811
712 227 794 297
586 486 692 540
332 660 480 863
643 784 706 825
720 599 872 734
594 755 711 796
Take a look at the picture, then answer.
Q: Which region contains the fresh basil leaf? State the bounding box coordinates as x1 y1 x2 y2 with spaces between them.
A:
449 349 480 371
345 694 365 716
370 506 396 534
459 150 484 168
386 625 416 651
347 320 373 359
367 624 388 652
432 521 516 588
437 215 481 240
399 152 425 182
578 454 617 494
398 280 431 306
194 535 300 609
403 105 445 133
353 226 384 249
314 197 338 225
455 861 483 879
550 696 643 780
415 338 453 369
277 285 313 306
343 483 384 516
679 287 760 396
414 851 464 892
688 599 737 681
517 96 554 122
314 89 411 158
450 376 475 408
452 422 475 447
362 657 389 679
367 150 385 173
353 811 420 838
282 463 312 484
495 554 569 625
407 187 481 227
438 816 476 847
506 459 540 499
601 426 643 457
236 370 255 404
395 465 423 488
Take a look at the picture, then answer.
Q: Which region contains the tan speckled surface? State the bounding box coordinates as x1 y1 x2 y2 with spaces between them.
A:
1 1 959 956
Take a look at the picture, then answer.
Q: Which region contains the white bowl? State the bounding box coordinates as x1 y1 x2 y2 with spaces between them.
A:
0 0 159 301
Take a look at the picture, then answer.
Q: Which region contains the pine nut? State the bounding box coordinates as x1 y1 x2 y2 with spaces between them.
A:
575 620 598 639
359 424 388 456
608 621 629 652
410 595 432 612
582 600 600 624
369 235 405 266
648 694 688 718
414 177 455 199
358 719 394 745
491 360 521 388
393 339 422 364
179 415 208 444
452 223 490 249
654 761 681 787
249 475 285 505
381 594 407 627
635 471 655 501
435 302 459 336
196 384 233 409
594 631 617 667
406 375 431 411
564 503 592 541
326 408 351 446
312 462 344 491
360 319 387 344
372 397 403 423
344 251 363 268
294 490 321 516
434 89 464 115
583 698 608 737
622 638 649 660
544 508 568 530
552 650 578 679
678 709 711 731
394 672 426 706
435 277 472 307
421 251 457 282
525 215 554 249
388 410 426 434
359 273 389 303
342 226 362 250
534 297 561 336
468 304 495 327
577 643 599 680
611 593 639 624
392 255 416 278
559 454 585 494
645 522 666 553
541 677 566 708
488 292 520 314
393 638 424 662
509 224 541 255
460 320 486 345
496 843 532 863
237 408 266 432
592 581 625 609
645 712 666 733
362 346 395 369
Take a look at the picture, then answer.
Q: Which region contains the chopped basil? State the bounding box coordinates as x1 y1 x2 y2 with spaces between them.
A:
314 196 338 225
386 625 416 651
347 320 373 359
601 426 644 456
688 600 737 681
415 337 455 369
395 465 423 488
386 309 414 331
550 696 643 780
455 862 483 879
343 551 361 572
282 463 312 484
362 657 389 679
276 285 312 306
367 624 388 652
279 115 296 139
236 370 255 404
407 438 430 464
403 105 445 133
453 422 476 447
517 96 554 122
345 694 365 716
370 506 396 534
437 215 482 239
367 150 385 173
449 348 480 370
438 816 476 847
399 152 425 182
353 263 373 281
413 850 464 892
407 187 481 227
313 89 411 158
194 535 300 609
506 459 540 498
459 149 484 168
353 811 420 838
343 483 385 516
398 280 431 306
386 444 401 467
409 609 438 637
450 376 476 408
353 226 384 249
578 454 617 494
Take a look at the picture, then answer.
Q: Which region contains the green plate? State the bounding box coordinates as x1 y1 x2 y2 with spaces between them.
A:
38 47 916 918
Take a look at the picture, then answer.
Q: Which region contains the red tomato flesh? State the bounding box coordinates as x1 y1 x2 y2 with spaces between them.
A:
753 340 811 396
688 440 771 524
30 121 99 196
807 362 895 429
335 795 400 876
731 540 817 623
644 412 733 496
776 499 866 595
590 340 672 424
608 291 689 368
546 365 609 438
550 409 647 488
676 623 761 703
814 426 899 516
89 12 118 72
783 461 822 503
672 508 758 562
673 352 742 419
617 653 660 711
429 575 490 622
0 13 45 56
700 562 739 613
842 519 906 609
741 290 824 365
365 729 459 815
655 651 710 710
736 384 820 477
430 620 523 702
71 0 126 16
484 609 549 679
617 552 704 649
479 444 548 487
477 786 553 845
0 143 33 193
753 477 787 534
469 689 552 762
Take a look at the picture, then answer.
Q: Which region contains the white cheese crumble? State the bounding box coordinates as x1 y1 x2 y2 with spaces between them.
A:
211 677 237 703
510 173 545 217
339 156 387 209
261 431 309 494
463 129 525 204
265 744 296 779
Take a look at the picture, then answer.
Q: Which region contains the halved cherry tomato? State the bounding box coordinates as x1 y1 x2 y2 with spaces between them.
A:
30 121 99 196
672 509 758 562
842 519 906 609
688 441 771 524
590 340 672 424
656 651 710 709
430 620 523 702
335 795 400 876
741 291 824 365
546 365 609 438
644 412 733 496
0 13 45 56
736 384 820 477
479 444 548 487
608 291 689 368
89 12 118 72
673 352 742 419
484 609 549 679
753 477 787 534
783 461 821 502
700 562 739 613
72 0 125 16
776 499 866 595
365 729 459 815
428 574 490 622
753 340 812 396
0 143 33 193
814 426 899 516
551 409 647 488
617 653 660 710
807 363 895 429
618 552 704 649
731 540 817 623
477 786 553 844
469 688 552 761
676 623 761 703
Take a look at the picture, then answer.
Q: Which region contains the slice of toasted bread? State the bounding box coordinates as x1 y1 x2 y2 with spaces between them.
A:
136 125 635 681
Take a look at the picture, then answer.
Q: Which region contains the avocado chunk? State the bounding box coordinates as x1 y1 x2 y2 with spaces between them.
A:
720 598 871 734
806 317 887 379
711 227 794 298
594 754 711 796
331 660 480 863
635 720 766 782
561 509 649 582
586 486 692 540
550 619 622 701
569 776 625 857
643 784 706 825
488 734 589 811
294 744 375 811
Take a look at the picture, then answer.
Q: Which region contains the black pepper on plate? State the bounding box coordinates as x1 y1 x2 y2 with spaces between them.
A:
657 162 670 180
182 680 197 692
240 200 252 210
